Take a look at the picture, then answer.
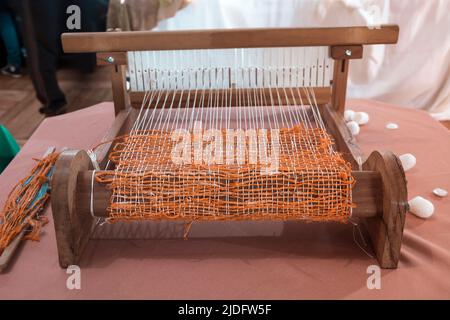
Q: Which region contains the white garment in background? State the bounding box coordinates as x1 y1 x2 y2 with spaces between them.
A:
155 0 450 120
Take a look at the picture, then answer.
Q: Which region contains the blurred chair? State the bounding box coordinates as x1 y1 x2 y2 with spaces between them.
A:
0 125 19 174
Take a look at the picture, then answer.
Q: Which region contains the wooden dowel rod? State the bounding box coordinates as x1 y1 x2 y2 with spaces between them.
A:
76 170 381 219
129 87 331 109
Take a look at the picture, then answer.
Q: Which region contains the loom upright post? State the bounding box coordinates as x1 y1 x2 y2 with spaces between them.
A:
330 45 363 114
96 51 129 115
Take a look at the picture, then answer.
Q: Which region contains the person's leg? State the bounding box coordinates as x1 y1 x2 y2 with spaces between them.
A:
18 0 66 115
0 8 22 76
68 0 108 73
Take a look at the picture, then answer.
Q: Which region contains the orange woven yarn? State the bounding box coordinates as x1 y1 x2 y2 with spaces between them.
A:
96 125 355 223
0 152 59 255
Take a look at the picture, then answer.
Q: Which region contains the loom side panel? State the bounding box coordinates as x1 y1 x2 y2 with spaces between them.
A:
318 103 362 168
95 108 131 168
362 151 408 268
51 150 94 268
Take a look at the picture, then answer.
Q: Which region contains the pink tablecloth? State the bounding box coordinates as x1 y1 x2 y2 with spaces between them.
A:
0 100 449 299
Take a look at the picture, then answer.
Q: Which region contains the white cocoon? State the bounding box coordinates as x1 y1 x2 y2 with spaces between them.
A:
346 121 360 136
344 110 355 122
408 196 434 219
386 123 399 129
354 112 369 125
399 153 416 172
433 188 448 197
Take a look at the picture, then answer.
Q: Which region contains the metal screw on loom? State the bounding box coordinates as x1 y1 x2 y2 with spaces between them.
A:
345 50 352 57
107 56 115 64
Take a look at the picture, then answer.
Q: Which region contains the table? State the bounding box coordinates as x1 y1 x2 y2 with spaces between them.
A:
0 100 449 299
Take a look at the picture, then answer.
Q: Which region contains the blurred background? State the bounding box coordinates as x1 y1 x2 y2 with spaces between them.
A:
0 0 448 147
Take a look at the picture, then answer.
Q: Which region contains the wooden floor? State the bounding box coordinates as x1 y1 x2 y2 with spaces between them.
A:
0 67 112 146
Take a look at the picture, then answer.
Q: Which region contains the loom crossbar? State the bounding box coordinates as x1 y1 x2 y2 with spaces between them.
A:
62 26 399 52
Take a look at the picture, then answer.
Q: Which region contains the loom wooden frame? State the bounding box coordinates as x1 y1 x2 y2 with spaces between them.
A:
51 25 408 269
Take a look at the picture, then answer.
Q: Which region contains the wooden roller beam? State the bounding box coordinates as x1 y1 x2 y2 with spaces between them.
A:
75 170 382 219
62 25 399 53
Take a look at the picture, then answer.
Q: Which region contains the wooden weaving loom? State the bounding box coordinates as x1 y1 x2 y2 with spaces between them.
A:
51 25 408 269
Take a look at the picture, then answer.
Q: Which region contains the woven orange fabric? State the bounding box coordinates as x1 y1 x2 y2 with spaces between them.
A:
96 125 354 223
